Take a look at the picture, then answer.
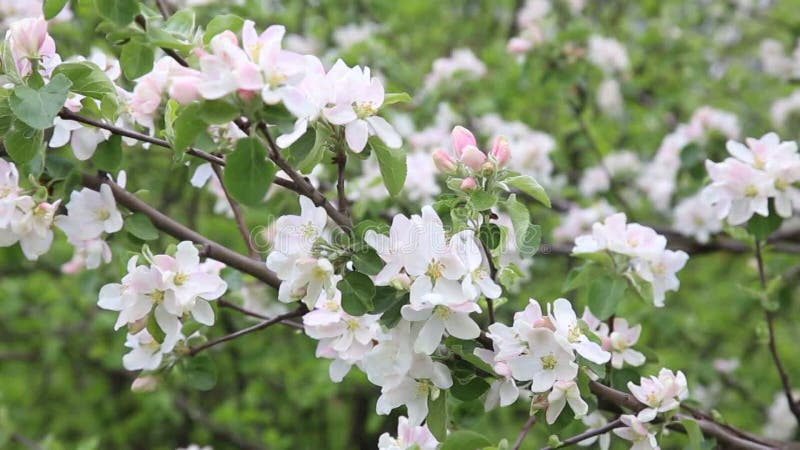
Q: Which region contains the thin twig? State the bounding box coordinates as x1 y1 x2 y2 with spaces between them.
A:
540 418 622 450
511 415 537 450
154 0 172 18
187 306 307 355
756 239 800 425
81 174 281 288
335 146 349 217
256 122 353 231
218 299 304 329
211 164 259 259
479 216 497 324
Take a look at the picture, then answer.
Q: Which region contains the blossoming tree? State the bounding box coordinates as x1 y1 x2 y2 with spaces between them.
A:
1 1 800 449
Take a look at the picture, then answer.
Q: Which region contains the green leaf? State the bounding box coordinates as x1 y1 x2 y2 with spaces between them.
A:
681 418 704 450
9 74 71 129
204 14 244 45
427 390 447 441
479 223 501 250
0 91 13 137
43 0 68 20
172 104 206 152
470 190 496 211
563 263 606 292
369 137 406 196
164 9 195 38
120 41 155 80
223 137 277 207
450 377 490 401
441 430 491 450
747 202 782 240
94 0 139 26
285 127 327 174
502 195 540 257
197 99 240 125
379 292 407 328
3 120 43 163
184 354 218 391
505 174 551 208
125 213 159 241
383 92 412 105
52 62 117 101
337 272 376 316
352 247 383 276
578 356 606 378
586 276 627 320
93 135 122 172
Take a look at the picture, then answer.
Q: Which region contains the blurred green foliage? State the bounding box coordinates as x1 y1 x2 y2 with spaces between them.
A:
2 0 800 449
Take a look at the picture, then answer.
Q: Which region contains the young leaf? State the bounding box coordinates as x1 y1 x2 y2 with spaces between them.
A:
563 263 605 292
470 189 496 211
586 276 627 320
204 15 245 44
172 104 206 152
747 201 782 241
427 390 448 441
285 127 325 174
9 74 72 129
120 41 155 80
197 99 240 125
450 377 490 401
505 174 551 208
680 418 704 450
369 137 407 197
338 272 376 316
383 92 412 105
223 138 277 207
164 9 196 38
52 62 117 101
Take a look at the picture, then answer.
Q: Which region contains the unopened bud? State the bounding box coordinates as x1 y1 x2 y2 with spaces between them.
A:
131 375 159 392
460 177 478 191
451 126 477 158
432 149 457 173
491 136 511 166
460 145 487 170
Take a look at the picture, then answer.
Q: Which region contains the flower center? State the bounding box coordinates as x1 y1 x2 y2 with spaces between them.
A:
355 101 377 119
567 326 582 343
433 305 451 319
426 259 444 280
345 318 360 331
416 379 432 398
540 353 557 370
744 185 758 197
775 178 788 191
96 209 111 221
174 273 188 286
149 290 165 304
301 222 318 239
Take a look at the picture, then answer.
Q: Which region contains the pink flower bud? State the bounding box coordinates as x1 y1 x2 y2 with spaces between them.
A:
168 77 202 104
491 136 511 166
451 125 477 158
460 177 477 191
131 375 159 392
432 149 457 173
9 17 53 58
459 145 487 170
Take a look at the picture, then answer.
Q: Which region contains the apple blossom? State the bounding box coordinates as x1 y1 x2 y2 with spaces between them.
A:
546 380 589 424
375 352 453 426
578 412 611 450
628 368 688 421
7 16 57 76
549 298 611 364
613 414 660 450
507 328 578 392
377 416 438 450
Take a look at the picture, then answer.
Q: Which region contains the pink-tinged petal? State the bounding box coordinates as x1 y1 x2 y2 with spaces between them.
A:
325 104 357 125
366 116 401 148
191 300 215 325
451 125 476 158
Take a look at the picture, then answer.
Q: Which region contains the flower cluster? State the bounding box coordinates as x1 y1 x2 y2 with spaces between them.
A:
583 310 646 369
55 176 124 270
578 150 642 197
480 298 610 422
422 48 486 93
628 368 688 421
98 242 227 371
0 159 59 260
506 0 555 56
433 125 511 190
703 132 800 225
553 201 616 243
637 106 740 210
573 213 689 306
672 193 723 244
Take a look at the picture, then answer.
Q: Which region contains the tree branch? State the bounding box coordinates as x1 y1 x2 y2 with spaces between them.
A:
218 299 304 329
211 164 259 259
541 418 622 450
756 239 800 426
334 146 349 218
187 306 307 356
511 415 537 450
256 122 353 231
81 173 281 288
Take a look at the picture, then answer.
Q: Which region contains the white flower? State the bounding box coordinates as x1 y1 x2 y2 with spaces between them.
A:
578 412 611 450
451 229 502 300
628 368 688 422
365 213 415 285
546 380 589 424
55 185 123 241
549 298 610 365
613 414 660 450
375 353 453 426
507 328 578 392
377 416 438 450
402 300 481 355
122 328 182 371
